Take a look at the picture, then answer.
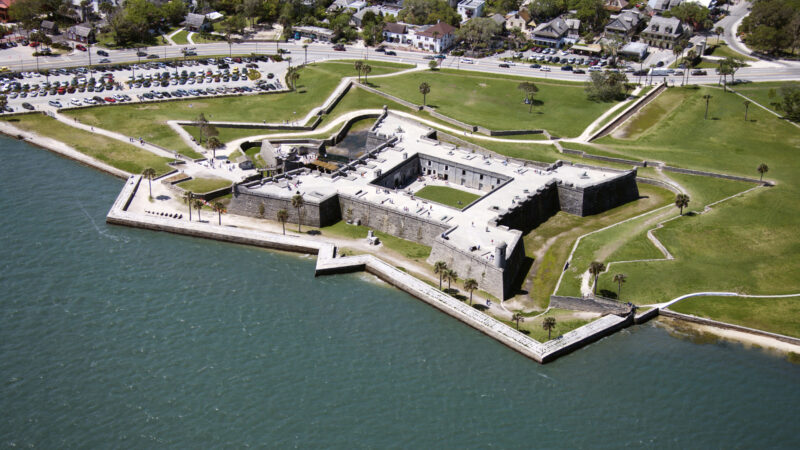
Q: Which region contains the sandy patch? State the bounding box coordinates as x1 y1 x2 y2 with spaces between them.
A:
657 317 800 355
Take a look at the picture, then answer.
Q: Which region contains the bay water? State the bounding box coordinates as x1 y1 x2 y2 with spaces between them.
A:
1 136 798 448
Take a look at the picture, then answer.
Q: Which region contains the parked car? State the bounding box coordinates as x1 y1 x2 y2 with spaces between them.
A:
48 100 62 108
76 44 87 51
21 102 34 110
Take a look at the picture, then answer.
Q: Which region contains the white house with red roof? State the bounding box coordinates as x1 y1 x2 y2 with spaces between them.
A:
383 21 457 53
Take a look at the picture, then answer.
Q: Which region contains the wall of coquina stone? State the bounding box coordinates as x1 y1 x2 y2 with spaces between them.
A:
338 193 450 247
493 180 561 233
372 153 509 192
549 295 632 315
228 183 342 227
556 168 640 216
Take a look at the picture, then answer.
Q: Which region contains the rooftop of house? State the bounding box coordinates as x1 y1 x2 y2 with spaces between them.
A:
383 22 407 34
643 15 683 36
185 13 207 27
457 0 485 9
415 21 457 37
532 17 569 38
605 10 642 31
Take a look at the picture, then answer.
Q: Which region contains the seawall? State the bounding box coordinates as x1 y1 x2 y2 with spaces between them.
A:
107 175 634 364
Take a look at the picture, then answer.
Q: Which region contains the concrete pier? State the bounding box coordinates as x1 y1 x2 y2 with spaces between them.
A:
107 175 633 364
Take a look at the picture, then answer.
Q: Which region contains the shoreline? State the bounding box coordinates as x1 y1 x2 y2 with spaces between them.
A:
0 120 131 180
656 316 800 356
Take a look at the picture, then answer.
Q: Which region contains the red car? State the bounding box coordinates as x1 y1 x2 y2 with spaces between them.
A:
104 97 116 103
30 41 39 47
76 44 87 51
333 44 345 51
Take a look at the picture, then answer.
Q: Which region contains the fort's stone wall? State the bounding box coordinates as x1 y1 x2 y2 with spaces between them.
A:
428 227 525 299
556 167 639 216
419 154 509 192
228 183 342 227
493 180 561 233
338 193 450 247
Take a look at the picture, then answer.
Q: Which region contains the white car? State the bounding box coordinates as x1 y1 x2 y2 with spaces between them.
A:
70 98 82 106
83 98 96 105
461 58 474 64
540 66 551 72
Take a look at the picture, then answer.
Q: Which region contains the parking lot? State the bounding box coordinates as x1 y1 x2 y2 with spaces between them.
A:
0 55 289 113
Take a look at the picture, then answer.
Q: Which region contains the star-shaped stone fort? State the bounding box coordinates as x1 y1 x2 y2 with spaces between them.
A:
229 111 639 298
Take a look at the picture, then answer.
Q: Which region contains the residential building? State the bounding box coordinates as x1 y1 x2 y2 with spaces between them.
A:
531 17 569 47
565 18 580 40
489 13 505 28
640 15 688 49
0 0 18 22
40 20 59 35
183 13 210 32
351 5 402 28
382 22 457 53
648 0 683 12
504 9 532 33
604 10 643 40
457 0 485 22
66 24 95 43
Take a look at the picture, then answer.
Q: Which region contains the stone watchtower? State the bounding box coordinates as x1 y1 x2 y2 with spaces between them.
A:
494 241 507 268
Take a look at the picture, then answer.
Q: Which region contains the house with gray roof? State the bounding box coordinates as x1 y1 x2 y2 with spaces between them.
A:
531 17 568 47
66 24 94 43
183 13 209 32
604 10 643 40
40 20 58 35
640 15 688 49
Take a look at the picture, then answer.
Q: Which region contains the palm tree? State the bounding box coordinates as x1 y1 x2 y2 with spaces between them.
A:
291 194 304 232
213 201 225 225
542 316 557 340
433 261 448 290
702 94 712 120
303 44 308 65
714 26 724 45
511 312 525 330
589 261 606 295
354 60 363 82
463 278 478 305
445 269 458 291
613 273 627 299
675 193 690 215
193 198 204 221
419 82 431 106
743 100 751 121
757 163 769 181
362 64 371 84
142 167 156 198
183 191 194 221
206 136 222 159
277 209 288 235
518 81 539 113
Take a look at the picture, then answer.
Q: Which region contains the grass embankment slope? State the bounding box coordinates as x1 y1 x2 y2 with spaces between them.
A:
62 61 413 157
178 177 231 193
670 296 800 338
171 30 190 45
321 221 431 260
1 114 173 176
370 69 620 137
731 81 800 111
414 185 480 209
567 85 800 331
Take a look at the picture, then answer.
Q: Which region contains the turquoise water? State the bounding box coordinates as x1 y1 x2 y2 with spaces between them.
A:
1 136 799 448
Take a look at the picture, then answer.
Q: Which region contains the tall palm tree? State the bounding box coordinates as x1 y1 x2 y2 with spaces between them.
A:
362 64 371 84
193 198 204 221
511 312 524 330
419 82 430 106
542 316 557 340
675 193 690 215
714 26 724 45
183 191 194 221
517 81 539 113
286 66 300 91
291 194 304 232
142 167 156 198
757 163 769 181
354 60 363 82
433 260 448 290
303 44 308 65
213 201 225 225
613 273 627 299
463 278 478 305
743 100 751 121
445 269 458 291
206 136 222 160
277 209 288 235
589 261 606 295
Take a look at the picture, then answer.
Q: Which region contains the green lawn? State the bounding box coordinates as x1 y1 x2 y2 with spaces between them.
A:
670 296 800 338
557 173 755 301
369 69 620 137
732 81 800 111
504 309 595 342
322 221 431 260
1 114 173 176
62 61 412 156
707 43 756 61
171 30 190 45
414 185 481 209
178 177 232 193
575 85 800 322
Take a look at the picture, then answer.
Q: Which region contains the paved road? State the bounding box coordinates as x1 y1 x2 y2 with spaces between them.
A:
3 38 800 85
716 0 754 57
